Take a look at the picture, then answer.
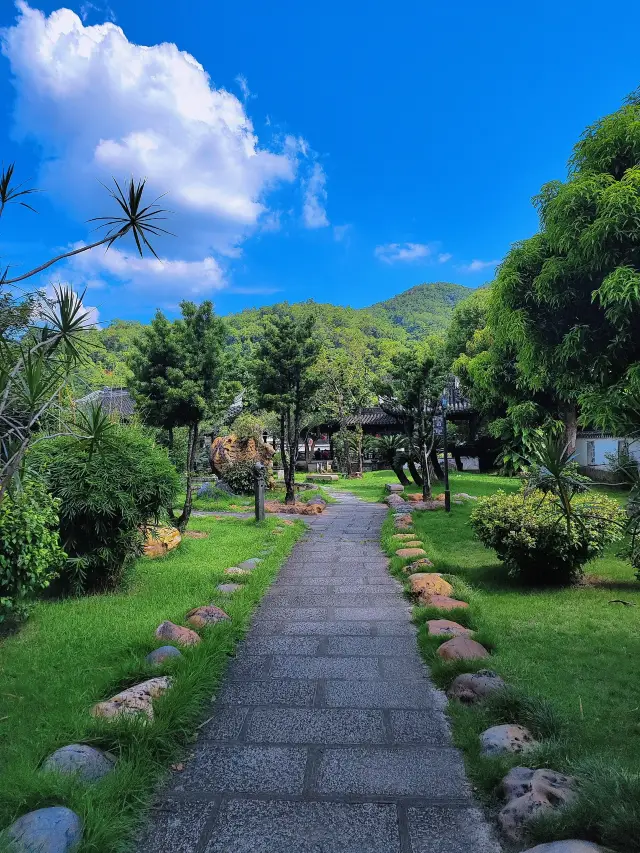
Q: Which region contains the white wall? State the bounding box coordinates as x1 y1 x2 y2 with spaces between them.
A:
575 436 640 468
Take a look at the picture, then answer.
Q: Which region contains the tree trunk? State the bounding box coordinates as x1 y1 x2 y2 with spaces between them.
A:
429 446 444 480
452 448 464 471
562 402 578 455
167 426 174 449
393 463 411 485
175 422 197 532
421 441 432 500
407 458 423 486
285 407 296 504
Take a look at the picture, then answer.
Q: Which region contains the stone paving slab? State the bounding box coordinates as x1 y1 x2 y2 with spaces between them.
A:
140 491 500 853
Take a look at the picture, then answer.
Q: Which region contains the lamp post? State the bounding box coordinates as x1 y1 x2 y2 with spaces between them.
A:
441 392 451 513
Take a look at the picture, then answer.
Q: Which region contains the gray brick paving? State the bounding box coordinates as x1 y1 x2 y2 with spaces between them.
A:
139 491 500 852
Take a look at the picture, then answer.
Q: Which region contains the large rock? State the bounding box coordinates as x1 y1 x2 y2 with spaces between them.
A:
427 619 472 638
423 595 469 611
225 567 251 577
480 724 537 757
155 621 201 646
217 583 242 593
394 515 414 530
145 646 183 666
409 573 453 599
42 745 115 782
409 500 444 511
403 557 435 572
92 677 172 721
186 605 231 628
210 433 275 479
406 492 425 503
396 547 427 559
142 525 181 558
265 501 324 515
447 670 506 702
385 494 406 508
385 483 404 493
7 807 82 853
437 636 490 661
521 843 609 853
499 767 577 842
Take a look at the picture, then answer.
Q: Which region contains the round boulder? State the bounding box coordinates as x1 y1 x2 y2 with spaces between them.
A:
42 745 115 783
145 645 183 666
7 807 82 853
427 619 472 638
425 595 469 611
186 605 231 628
447 670 506 702
499 767 577 842
155 621 201 647
409 573 453 599
396 547 427 559
437 637 490 661
480 724 537 757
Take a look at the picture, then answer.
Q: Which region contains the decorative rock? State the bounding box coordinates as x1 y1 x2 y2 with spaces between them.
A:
521 843 607 853
403 557 435 572
385 494 406 508
425 595 469 611
155 621 201 646
224 567 251 577
217 583 242 593
435 493 446 502
394 517 413 531
399 540 424 549
499 767 577 841
238 558 261 570
92 677 172 721
7 807 82 853
437 636 490 661
42 745 115 782
142 525 182 558
145 645 183 666
454 492 478 501
186 605 231 628
480 724 537 757
385 483 404 493
265 500 324 515
447 670 506 702
392 533 418 541
409 573 453 598
409 500 443 511
427 619 472 638
406 492 424 502
280 519 295 526
307 497 327 508
396 547 427 559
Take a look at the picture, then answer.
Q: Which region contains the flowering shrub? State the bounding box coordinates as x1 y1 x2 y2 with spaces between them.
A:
470 488 624 585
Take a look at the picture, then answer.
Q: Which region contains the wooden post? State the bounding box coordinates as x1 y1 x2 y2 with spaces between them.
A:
254 461 265 522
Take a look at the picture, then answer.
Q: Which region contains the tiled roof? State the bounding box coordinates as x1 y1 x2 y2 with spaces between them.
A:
76 388 136 418
346 407 401 427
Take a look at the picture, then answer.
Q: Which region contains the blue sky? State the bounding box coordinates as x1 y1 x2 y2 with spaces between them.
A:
1 0 640 326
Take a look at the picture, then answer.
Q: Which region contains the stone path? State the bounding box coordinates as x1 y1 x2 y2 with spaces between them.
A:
141 492 500 853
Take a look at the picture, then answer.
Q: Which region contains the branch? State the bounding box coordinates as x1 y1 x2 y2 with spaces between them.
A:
2 236 112 285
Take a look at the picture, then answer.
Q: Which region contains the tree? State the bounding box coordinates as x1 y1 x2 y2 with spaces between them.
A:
375 434 411 485
129 301 225 530
378 340 447 499
254 313 321 503
0 166 168 501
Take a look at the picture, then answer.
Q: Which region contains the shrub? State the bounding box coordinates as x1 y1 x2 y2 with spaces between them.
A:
231 413 265 442
470 488 624 585
0 480 66 621
221 460 255 495
33 424 180 593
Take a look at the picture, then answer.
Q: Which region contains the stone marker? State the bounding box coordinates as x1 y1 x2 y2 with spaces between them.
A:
186 605 231 628
427 619 473 638
42 744 115 782
155 621 201 646
145 645 183 666
409 573 453 598
437 636 490 661
238 558 261 570
424 595 469 611
480 724 537 757
224 567 251 577
7 807 82 853
385 483 404 493
396 547 427 559
447 670 506 702
499 767 577 841
92 677 172 721
217 583 242 593
521 843 609 853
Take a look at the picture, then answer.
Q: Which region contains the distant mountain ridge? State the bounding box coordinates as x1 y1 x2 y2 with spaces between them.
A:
366 282 472 338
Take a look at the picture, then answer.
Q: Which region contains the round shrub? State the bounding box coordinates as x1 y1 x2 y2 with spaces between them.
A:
0 480 66 622
33 424 180 593
470 488 624 585
220 460 255 495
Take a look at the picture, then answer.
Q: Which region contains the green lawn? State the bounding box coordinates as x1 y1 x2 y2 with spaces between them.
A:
373 469 640 851
0 514 303 853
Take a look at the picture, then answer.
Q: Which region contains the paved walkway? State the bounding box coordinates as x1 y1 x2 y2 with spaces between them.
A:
141 492 500 853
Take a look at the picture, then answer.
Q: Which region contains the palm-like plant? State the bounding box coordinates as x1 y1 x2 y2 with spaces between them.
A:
375 434 410 485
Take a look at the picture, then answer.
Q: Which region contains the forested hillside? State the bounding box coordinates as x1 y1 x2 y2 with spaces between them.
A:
74 282 471 393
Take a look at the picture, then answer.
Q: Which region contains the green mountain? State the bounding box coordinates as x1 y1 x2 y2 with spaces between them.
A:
369 282 472 338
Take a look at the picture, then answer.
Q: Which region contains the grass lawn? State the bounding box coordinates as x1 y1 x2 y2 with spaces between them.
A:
178 483 335 514
371 469 640 851
326 469 393 502
0 514 303 853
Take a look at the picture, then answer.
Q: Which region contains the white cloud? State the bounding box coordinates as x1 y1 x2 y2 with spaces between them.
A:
0 3 312 295
333 224 351 243
79 1 115 23
438 252 452 263
42 283 100 328
235 74 251 102
375 242 432 264
303 162 329 228
459 258 499 273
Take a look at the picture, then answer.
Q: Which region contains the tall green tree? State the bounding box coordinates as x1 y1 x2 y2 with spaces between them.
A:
254 313 321 504
129 301 225 530
378 340 447 499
